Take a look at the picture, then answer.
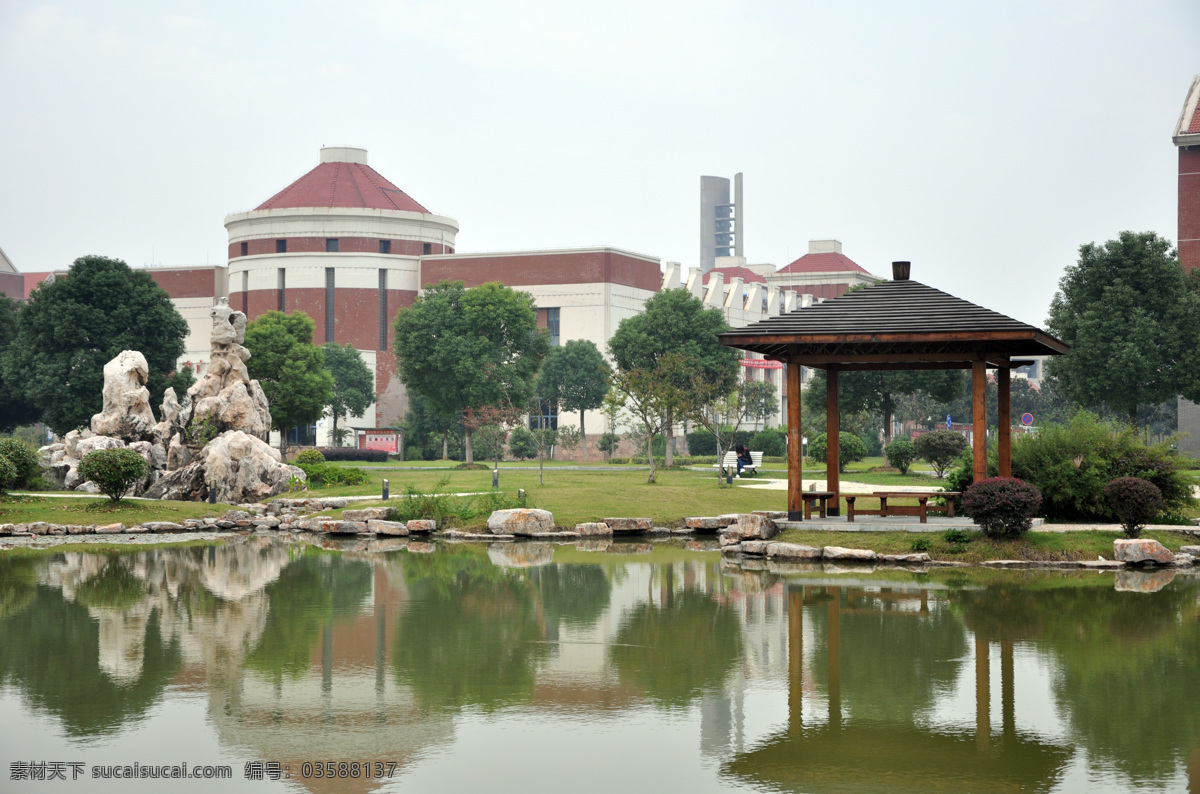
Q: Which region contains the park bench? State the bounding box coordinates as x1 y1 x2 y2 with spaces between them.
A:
713 450 764 476
801 490 836 519
843 491 962 524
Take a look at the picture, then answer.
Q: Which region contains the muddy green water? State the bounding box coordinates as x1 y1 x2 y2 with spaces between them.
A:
0 537 1197 793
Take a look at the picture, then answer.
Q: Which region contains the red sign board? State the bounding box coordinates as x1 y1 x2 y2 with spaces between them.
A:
740 359 783 370
361 431 398 452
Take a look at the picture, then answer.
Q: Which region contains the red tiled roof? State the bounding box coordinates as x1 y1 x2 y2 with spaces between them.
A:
777 251 870 275
702 265 767 285
256 161 430 213
1189 103 1200 134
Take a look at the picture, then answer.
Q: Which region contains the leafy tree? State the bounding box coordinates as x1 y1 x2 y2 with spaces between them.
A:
5 256 188 434
0 297 39 431
686 376 763 483
914 429 968 478
507 426 539 460
607 355 693 483
404 392 462 461
809 432 868 472
537 340 610 459
807 368 965 444
742 379 779 426
609 289 739 467
556 425 582 457
1047 231 1200 428
244 311 334 455
322 342 375 447
394 281 548 464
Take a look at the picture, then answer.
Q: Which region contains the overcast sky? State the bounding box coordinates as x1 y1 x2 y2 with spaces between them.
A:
1 0 1196 327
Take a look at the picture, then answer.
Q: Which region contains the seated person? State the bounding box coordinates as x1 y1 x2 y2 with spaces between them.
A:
736 445 753 477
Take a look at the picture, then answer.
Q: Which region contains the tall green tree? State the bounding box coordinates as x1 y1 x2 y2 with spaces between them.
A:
322 342 375 447
1047 231 1200 428
244 311 334 454
608 289 739 467
536 339 610 459
0 296 40 432
394 281 548 464
806 369 965 445
5 256 188 435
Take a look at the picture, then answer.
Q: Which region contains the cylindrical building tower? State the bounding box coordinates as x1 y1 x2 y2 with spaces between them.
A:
225 146 459 440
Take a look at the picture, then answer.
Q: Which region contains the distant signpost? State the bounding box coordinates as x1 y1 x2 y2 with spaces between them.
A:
1020 413 1034 427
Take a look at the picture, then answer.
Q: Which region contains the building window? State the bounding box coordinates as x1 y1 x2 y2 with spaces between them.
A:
276 239 287 253
326 238 339 253
378 269 388 351
240 241 248 257
447 247 454 254
529 397 558 432
325 268 335 343
277 268 286 312
241 271 248 313
379 240 391 254
287 424 317 447
546 307 560 346
422 242 432 255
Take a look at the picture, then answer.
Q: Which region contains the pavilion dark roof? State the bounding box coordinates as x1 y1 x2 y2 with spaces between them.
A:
718 278 1068 364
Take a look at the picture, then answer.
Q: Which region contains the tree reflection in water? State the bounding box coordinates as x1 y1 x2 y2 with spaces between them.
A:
0 554 181 738
392 546 552 712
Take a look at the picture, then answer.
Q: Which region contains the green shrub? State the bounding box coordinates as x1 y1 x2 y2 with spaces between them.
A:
884 437 917 474
319 447 389 463
0 455 16 496
962 477 1042 538
507 426 541 460
297 462 368 486
750 428 787 457
388 475 527 527
910 536 931 552
295 448 326 466
404 447 424 461
1104 477 1164 538
942 528 973 544
78 447 150 503
1011 412 1190 521
808 432 868 472
0 439 40 488
597 432 621 456
914 430 968 478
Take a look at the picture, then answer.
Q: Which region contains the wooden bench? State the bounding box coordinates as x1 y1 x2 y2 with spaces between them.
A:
843 491 962 524
713 450 763 477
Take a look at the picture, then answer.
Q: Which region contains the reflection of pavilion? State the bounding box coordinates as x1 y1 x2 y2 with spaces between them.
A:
723 585 1074 793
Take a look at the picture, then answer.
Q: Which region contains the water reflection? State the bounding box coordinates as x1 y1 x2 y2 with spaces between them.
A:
0 539 1197 792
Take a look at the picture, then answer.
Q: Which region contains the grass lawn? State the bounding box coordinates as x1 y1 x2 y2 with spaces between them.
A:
0 495 225 527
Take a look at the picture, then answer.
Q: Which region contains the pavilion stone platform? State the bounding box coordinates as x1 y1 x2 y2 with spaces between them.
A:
774 515 1045 532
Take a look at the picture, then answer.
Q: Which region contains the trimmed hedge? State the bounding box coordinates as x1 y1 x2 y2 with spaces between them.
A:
317 447 389 463
1103 477 1164 538
297 462 370 486
884 437 917 475
0 456 16 495
295 449 326 466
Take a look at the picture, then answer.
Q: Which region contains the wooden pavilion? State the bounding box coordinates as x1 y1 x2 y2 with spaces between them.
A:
717 262 1068 519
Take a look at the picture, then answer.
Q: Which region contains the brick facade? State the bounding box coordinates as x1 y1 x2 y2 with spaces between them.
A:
1180 147 1200 271
0 271 22 300
146 268 217 299
423 250 660 292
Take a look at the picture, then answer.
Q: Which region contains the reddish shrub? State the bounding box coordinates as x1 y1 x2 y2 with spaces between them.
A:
1103 477 1164 538
962 477 1042 538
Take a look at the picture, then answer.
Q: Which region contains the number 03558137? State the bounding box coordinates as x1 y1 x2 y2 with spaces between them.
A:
300 762 397 779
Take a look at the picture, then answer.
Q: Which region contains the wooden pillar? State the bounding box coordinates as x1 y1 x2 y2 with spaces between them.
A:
788 588 804 733
972 360 987 483
787 358 804 520
997 366 1012 477
826 367 840 515
975 634 990 750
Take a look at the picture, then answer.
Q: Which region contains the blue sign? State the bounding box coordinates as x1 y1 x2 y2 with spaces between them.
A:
946 415 952 430
1021 413 1035 427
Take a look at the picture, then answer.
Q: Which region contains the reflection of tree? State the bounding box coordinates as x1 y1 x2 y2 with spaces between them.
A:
0 581 181 737
0 557 38 619
609 589 742 707
244 549 373 681
1027 581 1200 781
74 558 148 611
393 547 548 711
809 590 966 723
531 564 611 631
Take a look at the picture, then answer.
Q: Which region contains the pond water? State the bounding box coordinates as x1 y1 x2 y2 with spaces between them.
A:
1 537 1197 793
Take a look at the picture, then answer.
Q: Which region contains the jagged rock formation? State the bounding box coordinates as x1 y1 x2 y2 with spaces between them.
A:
41 299 303 503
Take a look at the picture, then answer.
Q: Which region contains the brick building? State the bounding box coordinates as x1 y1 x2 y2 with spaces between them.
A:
1175 75 1200 454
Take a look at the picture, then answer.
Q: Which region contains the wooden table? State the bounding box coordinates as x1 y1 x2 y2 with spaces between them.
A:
801 491 836 519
